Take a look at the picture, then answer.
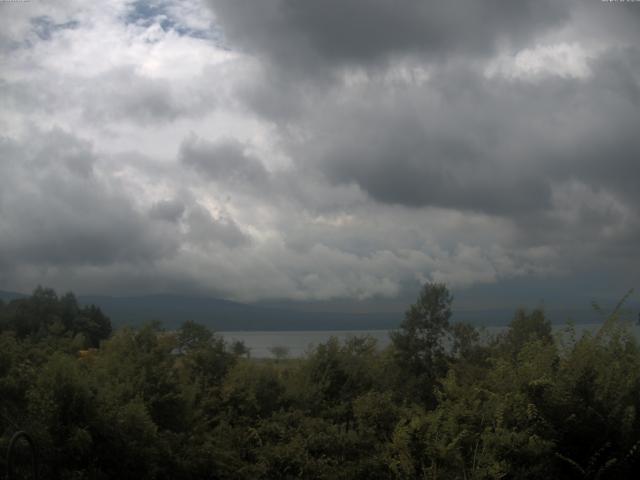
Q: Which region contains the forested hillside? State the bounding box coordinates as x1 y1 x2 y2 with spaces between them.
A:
1 285 639 479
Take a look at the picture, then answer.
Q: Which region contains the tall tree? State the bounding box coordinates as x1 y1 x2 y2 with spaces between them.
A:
391 282 453 405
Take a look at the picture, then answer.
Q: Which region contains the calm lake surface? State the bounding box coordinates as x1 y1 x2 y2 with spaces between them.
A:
221 323 640 358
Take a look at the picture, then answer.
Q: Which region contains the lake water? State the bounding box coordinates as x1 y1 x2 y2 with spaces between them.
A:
221 330 391 358
221 323 640 358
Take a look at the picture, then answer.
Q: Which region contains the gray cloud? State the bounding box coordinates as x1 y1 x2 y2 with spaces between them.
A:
80 67 189 125
207 0 573 122
310 102 551 215
0 0 638 304
261 47 640 222
0 128 180 269
205 2 640 295
180 135 270 188
1 65 218 127
209 0 569 73
149 198 186 223
178 133 373 215
184 203 250 248
185 2 640 296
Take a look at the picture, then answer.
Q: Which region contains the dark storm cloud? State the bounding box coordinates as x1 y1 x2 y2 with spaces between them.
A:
205 0 640 219
272 47 640 221
310 101 551 215
205 0 639 221
0 129 180 269
208 0 569 72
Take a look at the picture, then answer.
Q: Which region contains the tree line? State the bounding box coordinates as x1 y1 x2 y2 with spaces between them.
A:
1 284 639 479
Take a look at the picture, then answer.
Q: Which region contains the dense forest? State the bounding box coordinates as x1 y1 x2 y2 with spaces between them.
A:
1 285 639 479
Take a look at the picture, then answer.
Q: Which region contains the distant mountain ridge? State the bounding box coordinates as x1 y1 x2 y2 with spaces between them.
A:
77 293 401 331
2 290 635 331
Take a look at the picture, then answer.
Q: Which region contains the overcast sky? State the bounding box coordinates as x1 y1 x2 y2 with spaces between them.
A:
1 0 638 308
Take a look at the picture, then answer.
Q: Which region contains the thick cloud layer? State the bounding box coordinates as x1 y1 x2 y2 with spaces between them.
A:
209 0 570 70
0 129 179 268
0 0 638 305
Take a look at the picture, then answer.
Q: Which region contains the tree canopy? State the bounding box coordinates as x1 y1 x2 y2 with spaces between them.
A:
1 285 639 479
